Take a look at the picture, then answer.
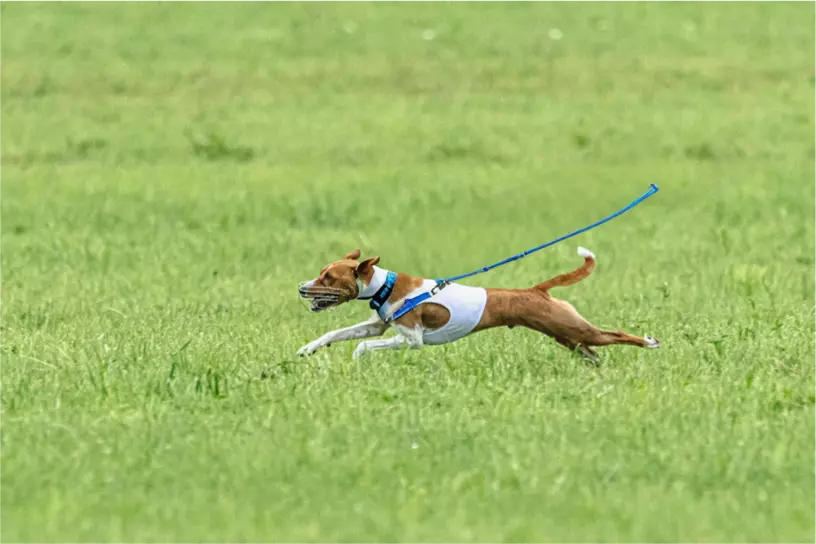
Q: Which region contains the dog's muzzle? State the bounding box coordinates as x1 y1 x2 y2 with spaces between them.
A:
298 281 349 313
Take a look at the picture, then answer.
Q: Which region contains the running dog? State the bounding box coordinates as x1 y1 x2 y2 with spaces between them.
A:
297 248 659 362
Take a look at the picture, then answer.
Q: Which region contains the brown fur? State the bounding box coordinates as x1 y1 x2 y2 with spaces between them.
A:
471 254 650 352
389 273 424 302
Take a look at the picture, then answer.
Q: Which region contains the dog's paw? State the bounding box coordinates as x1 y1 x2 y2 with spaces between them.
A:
352 343 368 360
644 335 660 349
297 341 323 357
577 344 601 365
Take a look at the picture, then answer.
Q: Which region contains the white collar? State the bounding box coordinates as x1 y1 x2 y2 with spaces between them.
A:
357 265 390 299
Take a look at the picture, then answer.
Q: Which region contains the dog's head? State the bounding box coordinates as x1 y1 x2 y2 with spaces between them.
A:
298 249 380 312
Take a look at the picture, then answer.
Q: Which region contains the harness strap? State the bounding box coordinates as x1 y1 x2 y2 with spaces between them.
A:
383 280 448 324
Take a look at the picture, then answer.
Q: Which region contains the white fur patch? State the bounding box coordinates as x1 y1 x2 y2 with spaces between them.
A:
577 247 595 260
393 323 425 349
644 335 660 348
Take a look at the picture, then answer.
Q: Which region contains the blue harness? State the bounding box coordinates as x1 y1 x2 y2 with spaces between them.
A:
369 184 659 324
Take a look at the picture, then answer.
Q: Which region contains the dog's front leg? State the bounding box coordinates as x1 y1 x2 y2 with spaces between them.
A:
352 325 423 360
297 314 387 357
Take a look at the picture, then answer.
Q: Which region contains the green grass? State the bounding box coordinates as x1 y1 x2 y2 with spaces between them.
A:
2 2 814 542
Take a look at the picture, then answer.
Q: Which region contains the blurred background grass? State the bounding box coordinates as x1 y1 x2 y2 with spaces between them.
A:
1 2 814 542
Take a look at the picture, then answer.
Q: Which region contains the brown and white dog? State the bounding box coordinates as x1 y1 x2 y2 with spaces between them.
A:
297 248 659 362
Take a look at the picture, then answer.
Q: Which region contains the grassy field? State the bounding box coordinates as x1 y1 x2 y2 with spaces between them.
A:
2 2 814 542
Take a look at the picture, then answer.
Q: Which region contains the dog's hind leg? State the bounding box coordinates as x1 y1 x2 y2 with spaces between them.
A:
553 336 600 365
584 330 660 348
529 297 659 352
554 336 601 365
576 344 601 365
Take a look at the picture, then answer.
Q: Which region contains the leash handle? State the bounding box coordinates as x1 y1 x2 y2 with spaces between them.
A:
438 184 659 283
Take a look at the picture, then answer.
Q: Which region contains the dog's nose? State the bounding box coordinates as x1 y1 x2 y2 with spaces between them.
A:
298 280 316 298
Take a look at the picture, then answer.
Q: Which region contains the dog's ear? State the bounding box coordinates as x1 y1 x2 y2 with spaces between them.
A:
355 256 380 277
345 249 361 260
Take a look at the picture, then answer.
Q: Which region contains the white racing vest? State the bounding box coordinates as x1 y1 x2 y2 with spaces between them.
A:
400 279 488 345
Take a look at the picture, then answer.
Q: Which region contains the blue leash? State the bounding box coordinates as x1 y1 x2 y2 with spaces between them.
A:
383 183 660 324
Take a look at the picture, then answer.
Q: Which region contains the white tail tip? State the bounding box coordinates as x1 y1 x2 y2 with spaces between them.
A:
577 247 595 260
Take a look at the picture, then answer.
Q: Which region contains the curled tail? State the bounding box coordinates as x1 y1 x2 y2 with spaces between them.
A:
533 247 596 292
